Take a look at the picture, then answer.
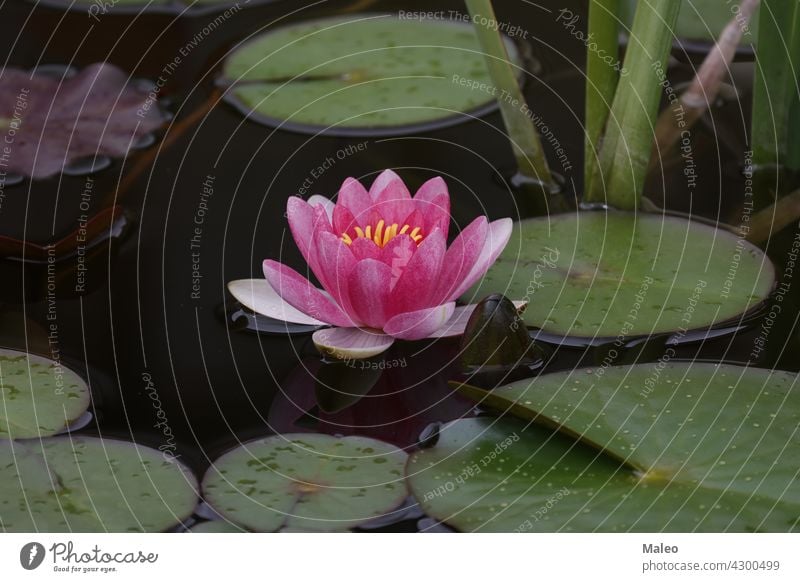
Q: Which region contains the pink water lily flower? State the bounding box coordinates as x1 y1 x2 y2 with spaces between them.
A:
228 170 517 359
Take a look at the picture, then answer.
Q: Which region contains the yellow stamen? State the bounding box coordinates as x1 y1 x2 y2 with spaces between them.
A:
341 221 424 248
373 220 385 245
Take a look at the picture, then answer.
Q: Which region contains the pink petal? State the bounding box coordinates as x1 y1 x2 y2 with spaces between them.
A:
333 200 359 236
450 218 513 301
383 302 456 340
312 231 358 318
312 327 395 360
227 279 324 326
347 259 393 329
349 237 381 261
432 216 488 305
286 197 332 276
413 177 451 238
263 260 355 327
307 195 334 220
370 169 413 225
378 235 417 290
337 177 372 218
389 227 446 315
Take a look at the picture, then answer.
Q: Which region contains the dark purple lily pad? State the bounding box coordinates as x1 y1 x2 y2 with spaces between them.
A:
0 63 164 179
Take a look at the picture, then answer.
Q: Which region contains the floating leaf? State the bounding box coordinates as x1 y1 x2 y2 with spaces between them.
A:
408 363 800 531
0 437 198 532
464 212 774 337
202 434 408 531
218 15 520 134
0 63 164 178
0 349 91 440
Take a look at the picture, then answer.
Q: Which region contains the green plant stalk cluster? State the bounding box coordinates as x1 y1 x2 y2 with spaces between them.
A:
464 0 554 188
584 0 621 203
587 0 681 210
752 0 800 172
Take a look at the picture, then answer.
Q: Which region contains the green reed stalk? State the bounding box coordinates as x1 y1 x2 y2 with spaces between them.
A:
584 0 621 204
586 0 681 210
465 0 554 189
751 0 800 171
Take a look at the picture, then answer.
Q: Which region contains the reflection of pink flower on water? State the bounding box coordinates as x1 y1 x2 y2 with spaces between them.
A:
0 63 164 178
229 170 517 359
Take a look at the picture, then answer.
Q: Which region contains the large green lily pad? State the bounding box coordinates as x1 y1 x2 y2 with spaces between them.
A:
464 212 774 337
408 363 800 531
0 437 198 532
219 15 519 133
0 349 91 439
202 433 408 531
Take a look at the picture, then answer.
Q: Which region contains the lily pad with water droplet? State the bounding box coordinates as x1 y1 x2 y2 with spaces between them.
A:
202 434 408 531
0 349 91 440
0 437 198 532
464 212 775 338
218 15 520 135
408 363 800 531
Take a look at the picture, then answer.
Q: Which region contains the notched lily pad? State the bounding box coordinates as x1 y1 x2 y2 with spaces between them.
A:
414 363 800 531
0 63 164 178
218 15 521 134
0 436 198 532
202 433 408 531
0 349 91 440
465 212 775 337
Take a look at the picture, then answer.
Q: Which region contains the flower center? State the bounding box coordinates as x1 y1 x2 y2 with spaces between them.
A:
341 219 423 248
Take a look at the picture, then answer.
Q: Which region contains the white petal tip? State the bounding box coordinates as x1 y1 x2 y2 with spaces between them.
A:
227 279 324 326
312 327 395 360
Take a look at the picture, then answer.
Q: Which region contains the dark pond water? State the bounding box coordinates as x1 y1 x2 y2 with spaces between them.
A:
2 0 799 532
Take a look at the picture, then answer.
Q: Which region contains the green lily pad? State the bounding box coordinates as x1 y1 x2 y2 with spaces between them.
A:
202 433 408 531
0 437 198 532
409 363 800 531
464 212 774 337
219 15 520 134
0 349 91 439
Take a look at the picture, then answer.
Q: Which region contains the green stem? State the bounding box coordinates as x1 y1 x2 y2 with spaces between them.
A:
584 0 621 204
751 0 800 171
587 0 681 210
465 0 554 188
